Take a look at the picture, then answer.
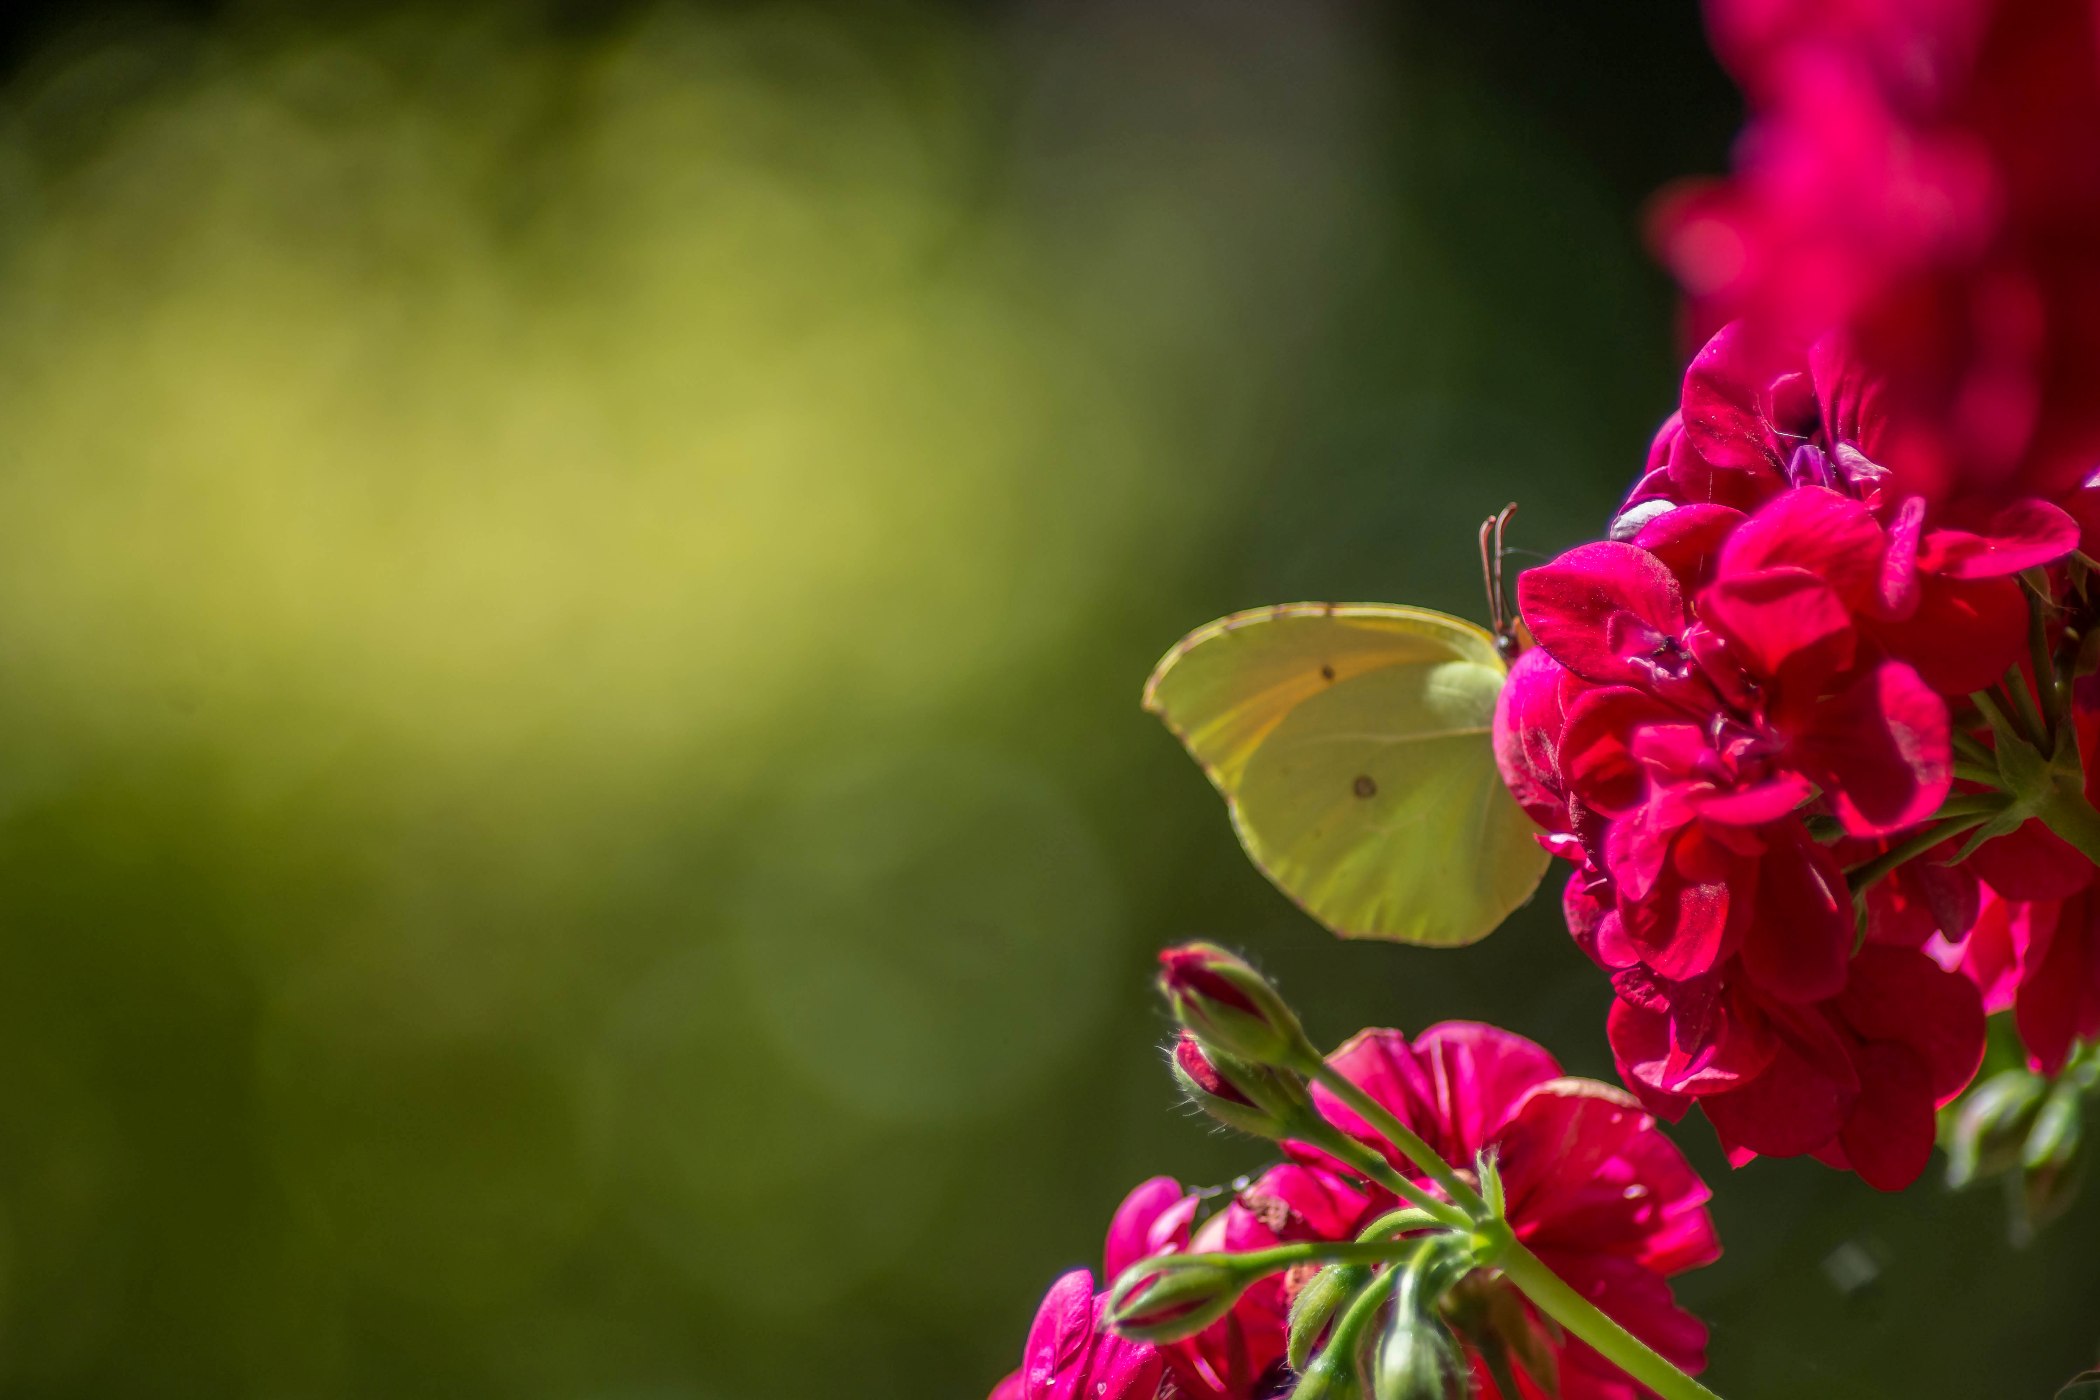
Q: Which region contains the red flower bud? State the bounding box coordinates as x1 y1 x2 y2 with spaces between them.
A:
1157 942 1309 1068
1169 1032 1309 1140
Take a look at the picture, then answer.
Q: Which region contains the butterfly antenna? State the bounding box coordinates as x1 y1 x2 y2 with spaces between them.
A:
1483 502 1521 658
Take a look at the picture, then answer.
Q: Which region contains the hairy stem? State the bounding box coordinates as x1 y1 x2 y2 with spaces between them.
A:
1305 1061 1489 1218
1290 1114 1474 1229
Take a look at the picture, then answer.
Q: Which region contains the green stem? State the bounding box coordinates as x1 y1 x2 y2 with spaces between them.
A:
1951 728 1996 767
1954 760 2003 787
1353 1207 1444 1242
1292 1114 1474 1230
1974 688 2031 749
1173 1239 1430 1276
2030 584 2065 739
1494 1237 1724 1400
1845 813 1991 895
1999 675 2047 752
1306 1062 1489 1218
1297 1260 1400 1393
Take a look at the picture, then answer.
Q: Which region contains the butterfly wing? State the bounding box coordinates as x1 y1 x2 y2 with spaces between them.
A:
1144 603 1549 946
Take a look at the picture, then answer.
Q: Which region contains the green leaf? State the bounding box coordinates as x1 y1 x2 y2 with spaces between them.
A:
1144 604 1549 947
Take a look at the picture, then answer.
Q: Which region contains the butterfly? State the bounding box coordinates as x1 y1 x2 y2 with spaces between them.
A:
1143 507 1548 946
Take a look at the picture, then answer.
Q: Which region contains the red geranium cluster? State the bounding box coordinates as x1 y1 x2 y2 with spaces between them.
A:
1653 0 2100 505
989 1025 1717 1400
1495 0 2100 1190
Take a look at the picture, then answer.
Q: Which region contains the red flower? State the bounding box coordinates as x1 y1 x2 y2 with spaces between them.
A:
1618 325 2079 693
1603 938 1986 1191
991 1024 1720 1400
988 1269 1166 1400
1497 495 1997 1187
1506 515 1950 1002
1273 1024 1718 1400
1931 690 2100 1074
1652 0 2100 501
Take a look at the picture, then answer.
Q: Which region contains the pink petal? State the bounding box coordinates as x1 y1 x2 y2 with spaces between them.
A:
1494 648 1582 831
1691 772 1817 827
1231 1163 1375 1245
1780 659 1951 836
1020 1270 1099 1400
1537 1252 1710 1376
1085 1332 1167 1400
1517 543 1688 688
1566 875 1641 970
1410 1021 1565 1156
1103 1178 1194 1281
1608 967 1776 1098
989 1372 1026 1400
1918 497 2082 578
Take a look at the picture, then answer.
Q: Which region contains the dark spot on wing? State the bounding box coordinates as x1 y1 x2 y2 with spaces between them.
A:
1352 775 1377 799
1320 664 1336 682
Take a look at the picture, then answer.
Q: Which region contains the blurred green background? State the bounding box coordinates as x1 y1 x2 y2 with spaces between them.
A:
0 2 2088 1396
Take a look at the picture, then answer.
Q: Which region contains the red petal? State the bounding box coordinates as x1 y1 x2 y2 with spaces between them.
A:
1918 497 2081 578
1680 321 1805 474
1867 574 2025 695
1494 648 1583 831
1517 543 1687 688
1836 945 1987 1102
1780 659 1951 836
2012 896 2082 1076
1965 818 2095 901
1836 1042 1937 1192
1739 830 1851 1002
1700 1017 1852 1159
1634 503 1748 593
1619 831 1738 981
1700 566 1858 689
1717 486 1884 609
1559 686 1676 818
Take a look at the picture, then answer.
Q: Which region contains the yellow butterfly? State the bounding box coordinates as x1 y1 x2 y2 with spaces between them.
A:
1144 512 1549 947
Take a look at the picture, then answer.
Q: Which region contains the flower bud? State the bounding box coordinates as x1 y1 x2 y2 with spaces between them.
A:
1105 1253 1251 1344
1372 1307 1468 1400
1289 1262 1373 1373
1945 1067 2048 1189
2017 1081 2086 1241
1157 942 1310 1069
1171 1033 1313 1140
1291 1344 1367 1400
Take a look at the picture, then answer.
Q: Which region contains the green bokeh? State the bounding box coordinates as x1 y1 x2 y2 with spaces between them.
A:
0 3 2087 1397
